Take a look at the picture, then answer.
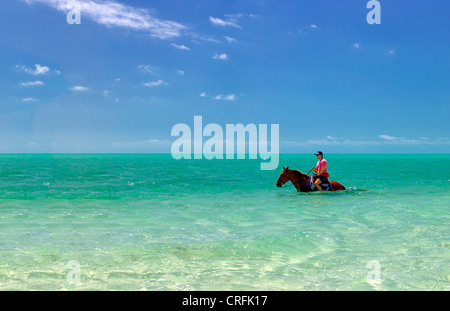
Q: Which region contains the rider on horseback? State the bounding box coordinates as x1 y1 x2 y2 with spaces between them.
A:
311 151 329 191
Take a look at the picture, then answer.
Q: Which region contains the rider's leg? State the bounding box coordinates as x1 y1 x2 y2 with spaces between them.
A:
314 177 323 191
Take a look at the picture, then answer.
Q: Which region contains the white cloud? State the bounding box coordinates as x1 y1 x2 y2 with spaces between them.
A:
200 92 207 97
142 80 167 87
224 94 236 101
19 81 45 87
379 134 400 140
176 70 185 75
16 64 50 75
224 36 237 43
224 13 244 19
353 43 360 49
282 135 450 148
377 135 450 145
22 97 37 102
31 64 49 75
377 134 444 145
209 16 241 29
24 0 187 39
16 64 61 76
294 24 320 36
385 49 396 56
171 43 191 51
213 53 229 60
215 94 236 101
138 64 157 74
111 138 171 148
187 32 220 44
71 86 90 91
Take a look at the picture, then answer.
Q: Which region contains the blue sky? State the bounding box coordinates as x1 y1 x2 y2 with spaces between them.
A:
0 0 449 153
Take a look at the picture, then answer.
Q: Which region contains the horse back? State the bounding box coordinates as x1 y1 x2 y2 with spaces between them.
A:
330 181 346 191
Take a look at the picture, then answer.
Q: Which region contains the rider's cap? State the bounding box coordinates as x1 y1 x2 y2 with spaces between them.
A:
314 151 323 155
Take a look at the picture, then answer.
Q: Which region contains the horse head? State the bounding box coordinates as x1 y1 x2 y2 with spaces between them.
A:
276 166 291 187
276 167 310 190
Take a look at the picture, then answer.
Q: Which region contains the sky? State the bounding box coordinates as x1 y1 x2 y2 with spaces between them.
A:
0 0 449 153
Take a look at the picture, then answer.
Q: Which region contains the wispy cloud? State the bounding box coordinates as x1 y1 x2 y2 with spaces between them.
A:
18 80 45 87
294 24 320 36
24 0 187 39
213 53 229 60
171 43 191 51
379 134 400 140
188 32 221 44
385 48 396 56
16 64 51 75
215 94 236 101
137 64 157 74
111 138 171 149
378 134 438 144
209 16 242 29
224 36 237 43
142 80 167 88
282 135 450 147
353 42 360 50
71 85 90 91
200 92 207 97
22 97 38 102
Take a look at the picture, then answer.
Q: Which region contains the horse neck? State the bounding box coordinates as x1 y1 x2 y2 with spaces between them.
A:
288 170 307 188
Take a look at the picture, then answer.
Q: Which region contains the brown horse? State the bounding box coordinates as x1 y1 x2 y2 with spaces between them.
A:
276 166 346 192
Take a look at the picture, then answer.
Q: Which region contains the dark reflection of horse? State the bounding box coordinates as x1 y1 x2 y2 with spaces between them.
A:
276 166 346 192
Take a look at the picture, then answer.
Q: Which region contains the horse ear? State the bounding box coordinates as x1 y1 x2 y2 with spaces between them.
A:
283 166 285 169
286 166 289 169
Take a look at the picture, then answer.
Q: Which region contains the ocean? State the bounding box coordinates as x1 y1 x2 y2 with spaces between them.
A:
0 154 448 290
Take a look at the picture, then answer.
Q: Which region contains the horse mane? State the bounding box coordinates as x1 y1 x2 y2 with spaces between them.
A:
291 169 309 179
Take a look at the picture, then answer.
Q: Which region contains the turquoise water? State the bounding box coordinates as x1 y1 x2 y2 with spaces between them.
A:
0 154 448 290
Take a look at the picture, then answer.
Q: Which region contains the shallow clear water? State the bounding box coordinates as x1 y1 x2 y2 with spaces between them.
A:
0 154 448 290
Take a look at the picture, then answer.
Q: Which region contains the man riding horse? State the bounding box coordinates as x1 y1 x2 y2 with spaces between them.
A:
311 151 329 192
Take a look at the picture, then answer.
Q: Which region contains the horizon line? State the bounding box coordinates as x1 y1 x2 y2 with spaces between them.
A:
0 152 448 155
